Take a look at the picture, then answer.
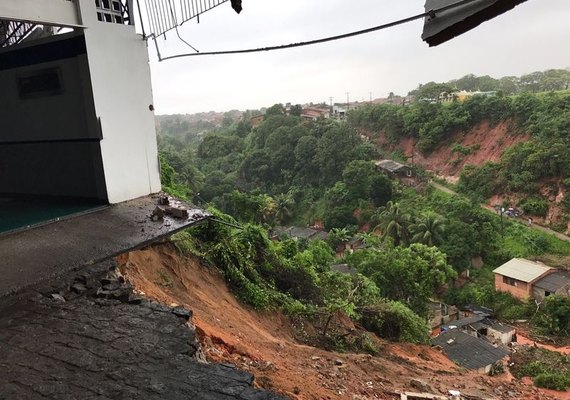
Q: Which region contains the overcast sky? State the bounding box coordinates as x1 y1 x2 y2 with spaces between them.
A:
146 0 570 114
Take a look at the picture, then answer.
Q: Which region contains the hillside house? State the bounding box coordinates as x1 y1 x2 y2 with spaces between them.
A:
428 301 459 333
300 107 330 121
375 160 413 177
493 258 553 300
332 105 346 119
532 270 570 300
270 226 328 242
432 330 508 374
442 316 516 345
0 0 224 293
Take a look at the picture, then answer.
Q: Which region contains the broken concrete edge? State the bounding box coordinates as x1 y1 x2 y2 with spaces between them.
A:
0 257 287 399
0 194 213 299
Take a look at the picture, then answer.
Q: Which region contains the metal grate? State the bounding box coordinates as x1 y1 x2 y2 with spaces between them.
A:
96 0 133 25
143 0 229 37
0 20 39 48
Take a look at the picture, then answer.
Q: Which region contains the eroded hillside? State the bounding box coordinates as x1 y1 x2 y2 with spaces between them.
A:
374 120 529 182
119 244 564 400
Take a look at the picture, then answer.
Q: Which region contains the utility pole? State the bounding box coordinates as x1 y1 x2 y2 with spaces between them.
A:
369 92 372 104
346 92 350 111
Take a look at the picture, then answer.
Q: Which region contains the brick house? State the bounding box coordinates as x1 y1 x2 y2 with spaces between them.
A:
493 258 553 300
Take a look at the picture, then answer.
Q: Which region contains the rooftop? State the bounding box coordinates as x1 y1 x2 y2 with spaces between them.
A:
442 315 485 330
533 270 570 293
492 258 552 283
432 330 509 370
374 159 408 173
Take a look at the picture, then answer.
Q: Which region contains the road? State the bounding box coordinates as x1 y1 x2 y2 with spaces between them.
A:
429 181 570 243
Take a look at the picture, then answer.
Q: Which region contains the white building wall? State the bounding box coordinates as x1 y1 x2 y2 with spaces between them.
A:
77 0 161 203
0 0 80 27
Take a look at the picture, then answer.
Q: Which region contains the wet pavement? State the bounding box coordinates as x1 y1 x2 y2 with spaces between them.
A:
0 261 285 400
0 195 210 297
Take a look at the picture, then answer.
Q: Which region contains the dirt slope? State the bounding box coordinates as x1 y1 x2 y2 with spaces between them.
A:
375 120 529 182
116 244 565 400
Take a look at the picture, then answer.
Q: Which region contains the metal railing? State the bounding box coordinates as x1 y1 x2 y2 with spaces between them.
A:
142 0 229 37
0 20 38 48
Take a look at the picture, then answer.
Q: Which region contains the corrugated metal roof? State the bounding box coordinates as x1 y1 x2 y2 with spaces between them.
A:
443 315 485 329
432 330 509 370
534 271 570 293
374 159 407 173
492 258 552 283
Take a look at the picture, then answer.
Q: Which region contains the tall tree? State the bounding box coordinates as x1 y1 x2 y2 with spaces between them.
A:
410 212 446 246
372 201 411 247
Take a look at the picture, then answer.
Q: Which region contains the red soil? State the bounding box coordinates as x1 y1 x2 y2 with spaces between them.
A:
118 244 563 400
376 120 529 180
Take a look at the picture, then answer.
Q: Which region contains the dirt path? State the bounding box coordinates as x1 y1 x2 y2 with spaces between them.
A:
517 334 570 355
430 181 570 243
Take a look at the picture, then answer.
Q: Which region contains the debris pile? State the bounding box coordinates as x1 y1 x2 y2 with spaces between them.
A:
151 193 208 223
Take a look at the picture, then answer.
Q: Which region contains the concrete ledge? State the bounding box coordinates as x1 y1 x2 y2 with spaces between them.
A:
0 195 210 297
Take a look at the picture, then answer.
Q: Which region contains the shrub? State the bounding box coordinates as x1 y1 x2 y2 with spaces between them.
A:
451 143 471 155
360 301 430 344
534 373 570 391
519 197 549 217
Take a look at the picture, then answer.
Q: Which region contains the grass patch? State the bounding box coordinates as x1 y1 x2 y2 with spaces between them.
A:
157 269 174 287
511 347 570 391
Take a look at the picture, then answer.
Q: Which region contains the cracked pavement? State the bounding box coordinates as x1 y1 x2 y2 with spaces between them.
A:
0 262 285 400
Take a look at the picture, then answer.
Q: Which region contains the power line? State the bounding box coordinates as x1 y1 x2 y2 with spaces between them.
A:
155 0 481 61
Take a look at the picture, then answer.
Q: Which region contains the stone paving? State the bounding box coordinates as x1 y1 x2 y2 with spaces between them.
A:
0 262 285 400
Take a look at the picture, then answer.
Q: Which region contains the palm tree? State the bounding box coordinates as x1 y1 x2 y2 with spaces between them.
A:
410 212 446 246
274 193 294 225
372 201 411 247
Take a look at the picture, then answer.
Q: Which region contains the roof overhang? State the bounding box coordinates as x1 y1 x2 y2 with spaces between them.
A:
422 0 528 46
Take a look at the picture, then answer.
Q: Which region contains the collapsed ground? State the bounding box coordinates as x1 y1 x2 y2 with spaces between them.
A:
120 243 569 400
0 259 283 400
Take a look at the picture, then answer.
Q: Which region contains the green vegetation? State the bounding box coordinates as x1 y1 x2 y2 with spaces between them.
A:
512 347 570 391
173 209 430 346
158 69 570 361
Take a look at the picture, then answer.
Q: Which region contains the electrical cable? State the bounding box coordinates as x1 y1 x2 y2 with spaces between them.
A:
167 0 200 52
155 0 481 61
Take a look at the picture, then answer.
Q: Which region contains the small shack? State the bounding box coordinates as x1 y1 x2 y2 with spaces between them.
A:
532 270 570 301
375 159 413 177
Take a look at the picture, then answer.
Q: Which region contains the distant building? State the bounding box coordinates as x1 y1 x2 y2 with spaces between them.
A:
300 106 330 121
375 160 413 177
270 226 328 242
493 258 553 300
332 105 346 119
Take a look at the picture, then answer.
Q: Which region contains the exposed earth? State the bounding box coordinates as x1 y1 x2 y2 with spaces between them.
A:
1 241 567 400
120 244 569 400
